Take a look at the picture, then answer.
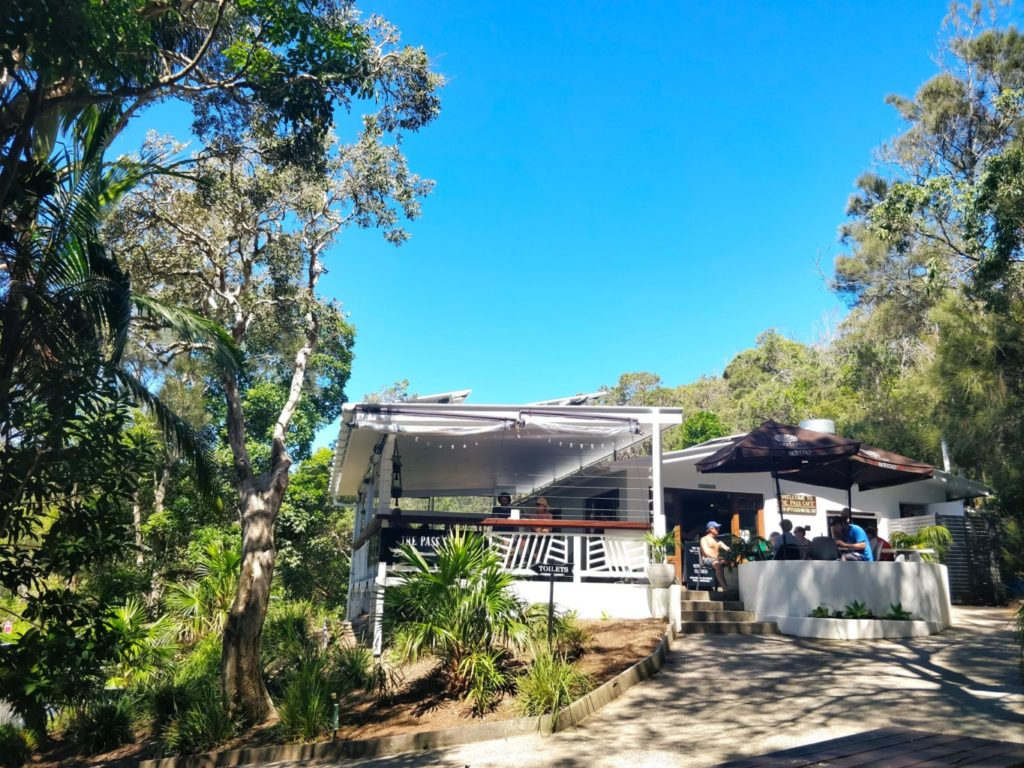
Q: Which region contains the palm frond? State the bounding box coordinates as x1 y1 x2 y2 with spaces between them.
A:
114 370 221 499
133 295 244 373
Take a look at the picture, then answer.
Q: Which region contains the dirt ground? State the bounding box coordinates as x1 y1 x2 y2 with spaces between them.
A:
343 619 667 740
34 619 667 766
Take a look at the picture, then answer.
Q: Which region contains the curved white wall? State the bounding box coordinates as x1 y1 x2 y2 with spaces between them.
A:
738 560 952 630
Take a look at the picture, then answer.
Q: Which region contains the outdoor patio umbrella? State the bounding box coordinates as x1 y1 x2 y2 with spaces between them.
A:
775 443 934 511
695 420 863 557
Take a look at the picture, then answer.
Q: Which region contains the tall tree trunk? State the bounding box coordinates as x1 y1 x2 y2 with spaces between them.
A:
221 482 286 723
219 240 321 724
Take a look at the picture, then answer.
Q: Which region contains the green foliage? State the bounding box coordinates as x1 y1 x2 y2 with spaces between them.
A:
148 635 237 756
63 694 138 755
0 724 33 768
677 411 730 448
278 653 332 742
514 646 592 722
525 606 591 660
643 531 675 564
809 606 832 618
331 645 399 700
277 449 353 607
163 540 240 642
842 600 874 619
889 525 953 563
384 528 528 713
882 603 914 621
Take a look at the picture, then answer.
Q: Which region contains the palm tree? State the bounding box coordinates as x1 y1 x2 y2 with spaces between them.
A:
384 528 528 713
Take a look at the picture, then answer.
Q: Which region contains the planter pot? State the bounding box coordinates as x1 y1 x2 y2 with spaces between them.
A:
646 563 675 589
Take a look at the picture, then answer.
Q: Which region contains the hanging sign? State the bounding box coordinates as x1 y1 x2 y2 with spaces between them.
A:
780 493 817 516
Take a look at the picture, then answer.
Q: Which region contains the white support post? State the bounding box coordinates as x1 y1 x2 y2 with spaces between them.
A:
572 534 582 584
377 436 395 516
372 560 387 656
651 408 665 536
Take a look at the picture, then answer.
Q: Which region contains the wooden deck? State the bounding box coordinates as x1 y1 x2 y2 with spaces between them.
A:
714 727 1024 767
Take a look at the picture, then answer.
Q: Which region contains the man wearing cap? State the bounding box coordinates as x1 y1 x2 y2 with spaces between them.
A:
700 521 731 590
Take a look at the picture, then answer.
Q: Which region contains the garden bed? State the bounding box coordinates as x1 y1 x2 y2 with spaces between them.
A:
33 619 666 767
769 616 942 640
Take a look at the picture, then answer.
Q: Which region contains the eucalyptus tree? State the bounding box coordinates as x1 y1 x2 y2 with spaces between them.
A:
111 51 439 717
833 8 1024 508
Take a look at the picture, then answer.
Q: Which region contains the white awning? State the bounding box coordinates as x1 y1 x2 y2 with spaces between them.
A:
330 402 682 498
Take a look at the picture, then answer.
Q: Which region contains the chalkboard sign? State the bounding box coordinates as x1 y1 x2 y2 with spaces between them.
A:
683 541 716 591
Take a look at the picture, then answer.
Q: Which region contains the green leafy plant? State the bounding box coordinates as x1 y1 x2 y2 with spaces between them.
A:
63 694 138 754
599 610 611 621
278 653 331 741
514 645 593 724
644 531 675 564
842 600 874 619
889 525 954 563
331 645 400 701
0 723 33 768
148 635 238 755
384 528 528 714
882 603 913 620
526 605 591 660
809 606 832 618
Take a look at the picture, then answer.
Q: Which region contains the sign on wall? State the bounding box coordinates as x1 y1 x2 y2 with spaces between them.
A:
780 493 817 516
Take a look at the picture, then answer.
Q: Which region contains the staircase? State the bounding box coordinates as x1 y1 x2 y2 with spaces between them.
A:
677 588 779 635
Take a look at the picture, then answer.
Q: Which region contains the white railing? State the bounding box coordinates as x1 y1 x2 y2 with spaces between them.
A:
485 531 648 579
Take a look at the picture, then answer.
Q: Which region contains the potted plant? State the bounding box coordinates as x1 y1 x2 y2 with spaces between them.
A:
644 531 676 588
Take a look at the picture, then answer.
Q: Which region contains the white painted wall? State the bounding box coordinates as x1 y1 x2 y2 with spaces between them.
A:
655 456 949 537
511 580 659 620
737 560 952 629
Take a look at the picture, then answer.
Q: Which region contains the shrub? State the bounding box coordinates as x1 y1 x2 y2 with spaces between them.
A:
889 525 953 562
526 605 591 660
514 646 592 721
842 600 873 619
148 636 237 755
63 694 137 754
882 602 914 620
0 724 32 768
809 606 832 618
279 653 331 741
385 528 528 711
161 693 235 756
330 645 399 700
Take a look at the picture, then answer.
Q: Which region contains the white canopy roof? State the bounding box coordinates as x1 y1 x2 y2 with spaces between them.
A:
330 401 682 498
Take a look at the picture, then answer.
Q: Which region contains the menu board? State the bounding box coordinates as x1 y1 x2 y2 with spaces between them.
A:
780 493 817 516
683 541 716 591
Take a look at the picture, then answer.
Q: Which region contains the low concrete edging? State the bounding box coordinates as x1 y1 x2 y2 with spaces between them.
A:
125 624 675 768
769 616 941 640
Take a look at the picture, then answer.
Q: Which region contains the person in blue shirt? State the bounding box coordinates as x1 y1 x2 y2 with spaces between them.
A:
835 510 873 561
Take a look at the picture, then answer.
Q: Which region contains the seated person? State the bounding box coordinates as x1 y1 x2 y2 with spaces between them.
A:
523 496 553 533
699 520 731 590
865 524 894 561
834 513 873 561
793 526 811 558
491 492 513 518
773 519 803 560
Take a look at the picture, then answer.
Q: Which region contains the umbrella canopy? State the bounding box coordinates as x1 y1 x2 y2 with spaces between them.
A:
695 420 862 475
776 444 933 492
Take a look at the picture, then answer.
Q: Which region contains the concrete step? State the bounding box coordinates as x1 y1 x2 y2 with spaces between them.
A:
679 600 745 612
678 609 758 622
677 620 780 635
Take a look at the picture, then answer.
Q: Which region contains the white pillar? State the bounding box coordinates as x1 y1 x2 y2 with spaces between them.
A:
651 408 665 536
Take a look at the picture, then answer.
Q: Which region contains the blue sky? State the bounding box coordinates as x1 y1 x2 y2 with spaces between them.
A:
114 0 986 447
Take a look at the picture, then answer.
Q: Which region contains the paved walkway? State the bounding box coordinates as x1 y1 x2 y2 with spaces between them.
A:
270 606 1023 768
